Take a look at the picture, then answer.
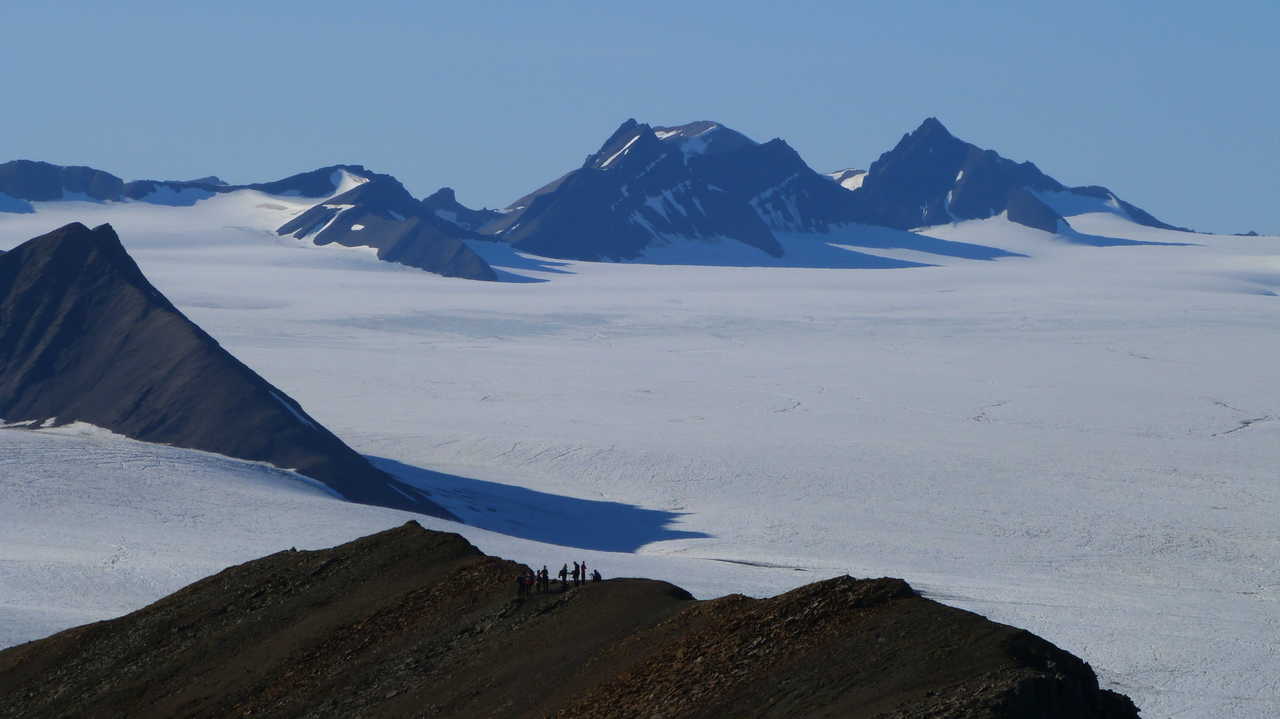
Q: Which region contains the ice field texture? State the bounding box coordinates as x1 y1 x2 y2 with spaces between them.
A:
2 193 1278 717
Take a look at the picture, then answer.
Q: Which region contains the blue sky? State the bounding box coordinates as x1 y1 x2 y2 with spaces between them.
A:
2 1 1276 233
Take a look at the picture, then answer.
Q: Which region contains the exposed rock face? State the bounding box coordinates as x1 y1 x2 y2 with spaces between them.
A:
277 175 497 281
0 522 1140 719
0 160 126 202
481 120 1020 263
124 164 372 202
421 186 503 231
847 118 1184 233
1006 187 1066 233
486 119 882 261
0 161 371 208
0 223 454 518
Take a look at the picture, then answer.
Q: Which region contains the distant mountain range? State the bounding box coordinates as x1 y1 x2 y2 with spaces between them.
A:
0 222 455 518
0 118 1189 279
0 161 497 281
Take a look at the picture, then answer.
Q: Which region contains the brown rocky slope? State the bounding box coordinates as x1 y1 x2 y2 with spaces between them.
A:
0 523 1139 718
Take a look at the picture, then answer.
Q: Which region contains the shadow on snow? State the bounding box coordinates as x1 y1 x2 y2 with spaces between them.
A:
371 456 711 552
466 240 574 283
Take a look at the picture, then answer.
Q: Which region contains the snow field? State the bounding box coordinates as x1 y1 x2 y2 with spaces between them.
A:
2 198 1279 717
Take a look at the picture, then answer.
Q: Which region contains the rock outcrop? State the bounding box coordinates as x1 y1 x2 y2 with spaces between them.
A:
0 521 1140 718
846 117 1186 233
278 174 497 281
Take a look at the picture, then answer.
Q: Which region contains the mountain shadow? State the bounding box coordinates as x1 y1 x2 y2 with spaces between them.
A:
373 457 709 552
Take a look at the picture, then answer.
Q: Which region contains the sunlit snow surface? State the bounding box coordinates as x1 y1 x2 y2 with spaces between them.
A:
2 197 1279 717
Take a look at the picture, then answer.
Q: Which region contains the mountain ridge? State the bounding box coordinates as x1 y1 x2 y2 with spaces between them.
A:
844 117 1188 234
0 521 1140 719
0 222 455 518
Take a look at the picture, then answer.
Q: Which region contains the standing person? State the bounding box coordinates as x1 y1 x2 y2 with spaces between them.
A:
540 566 549 593
592 569 601 583
581 560 588 583
559 563 569 591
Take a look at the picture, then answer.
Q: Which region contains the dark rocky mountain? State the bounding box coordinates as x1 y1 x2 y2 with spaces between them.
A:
0 160 372 207
480 119 1012 263
846 118 1186 233
277 174 497 281
421 186 503 231
0 521 1140 719
0 160 125 204
0 160 497 280
0 222 454 518
124 164 375 202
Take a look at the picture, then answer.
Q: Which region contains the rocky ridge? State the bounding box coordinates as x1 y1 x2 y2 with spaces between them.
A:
0 522 1140 718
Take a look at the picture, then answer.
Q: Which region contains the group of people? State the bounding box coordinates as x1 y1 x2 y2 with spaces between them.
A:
515 561 601 596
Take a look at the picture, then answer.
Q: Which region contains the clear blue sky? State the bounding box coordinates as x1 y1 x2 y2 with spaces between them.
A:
2 1 1276 233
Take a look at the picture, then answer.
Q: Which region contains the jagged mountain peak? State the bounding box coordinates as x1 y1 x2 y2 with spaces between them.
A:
585 121 663 171
584 119 763 172
1 222 157 300
492 117 1018 264
424 186 457 204
422 186 502 233
914 116 955 138
847 119 1182 232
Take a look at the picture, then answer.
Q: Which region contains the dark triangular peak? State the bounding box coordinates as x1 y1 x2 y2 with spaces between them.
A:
0 223 455 519
582 119 667 171
0 160 126 203
278 173 497 281
421 187 503 232
849 117 1182 232
849 117 1062 229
